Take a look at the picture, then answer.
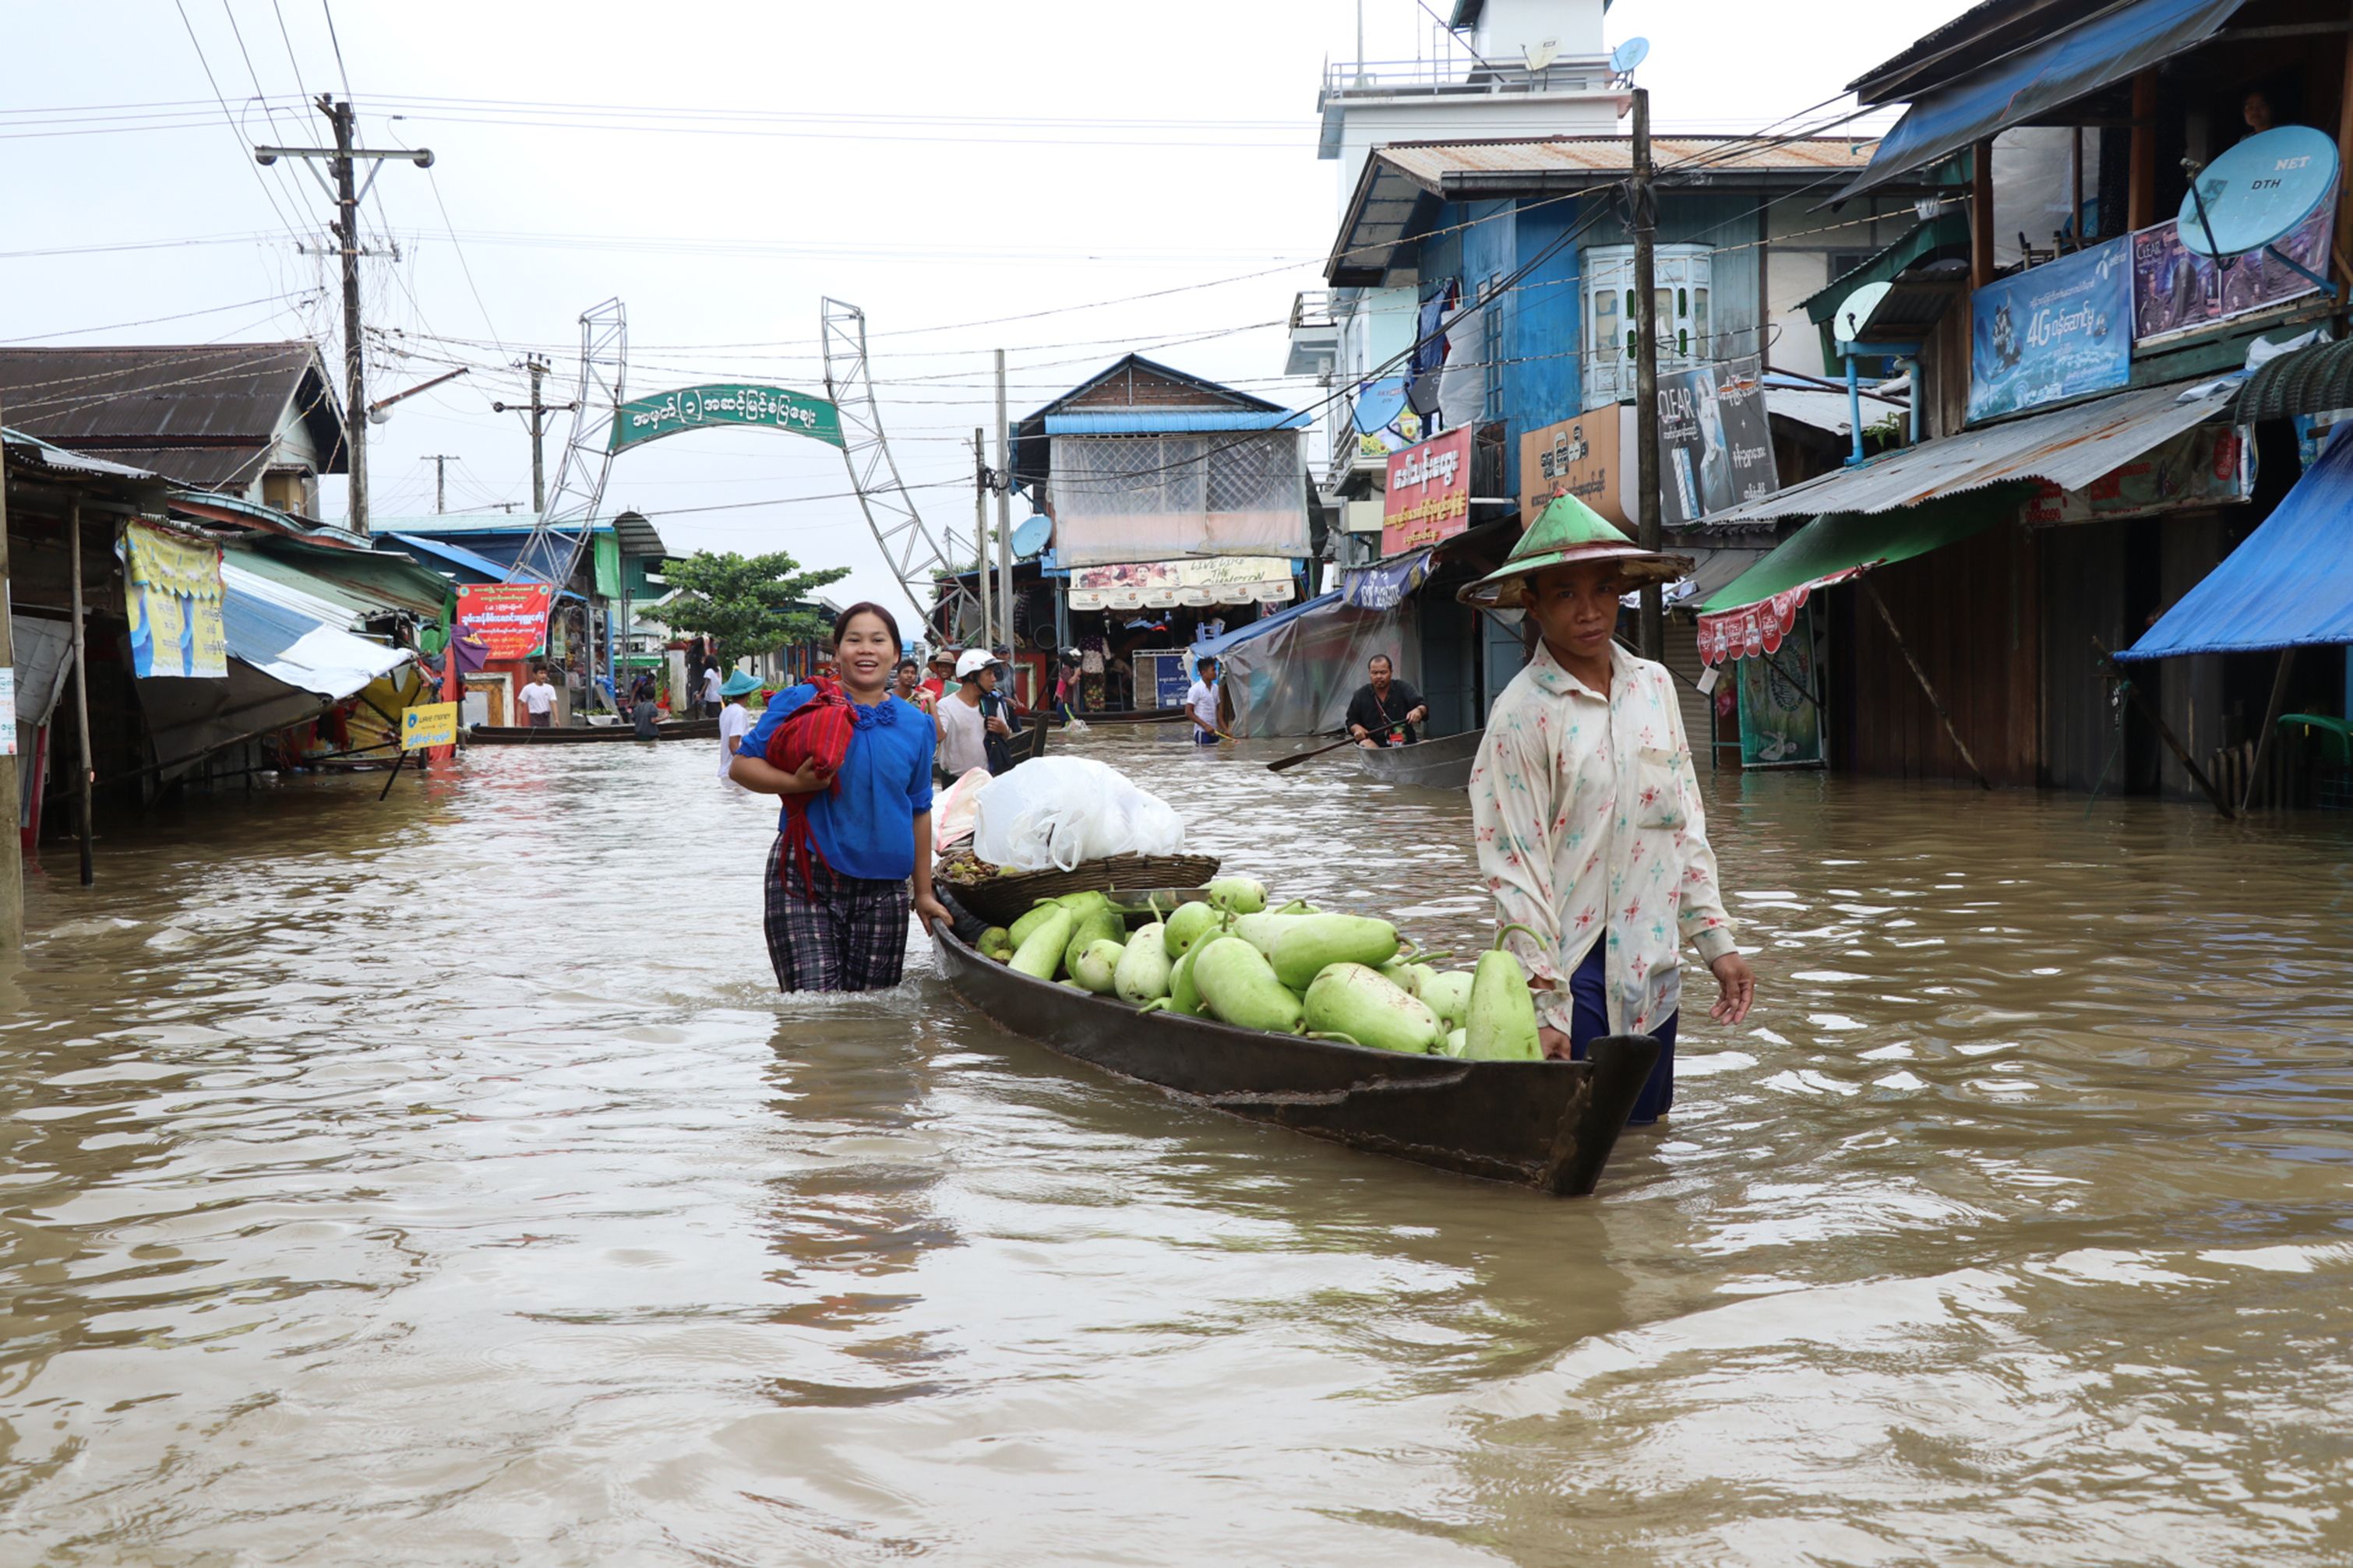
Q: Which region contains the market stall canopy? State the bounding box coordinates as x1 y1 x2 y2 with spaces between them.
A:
1699 380 2239 527
1194 591 1423 738
2118 427 2353 661
1836 0 2251 201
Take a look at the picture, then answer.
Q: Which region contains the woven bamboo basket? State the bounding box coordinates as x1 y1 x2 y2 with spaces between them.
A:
937 851 1222 926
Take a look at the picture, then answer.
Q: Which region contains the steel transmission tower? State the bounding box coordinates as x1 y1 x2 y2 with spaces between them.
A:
509 300 626 587
821 298 978 632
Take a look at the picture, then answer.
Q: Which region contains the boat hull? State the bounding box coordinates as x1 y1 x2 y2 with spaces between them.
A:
1358 728 1481 789
469 718 719 744
930 925 1656 1195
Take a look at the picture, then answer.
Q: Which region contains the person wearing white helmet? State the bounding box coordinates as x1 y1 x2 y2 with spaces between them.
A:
937 648 1010 777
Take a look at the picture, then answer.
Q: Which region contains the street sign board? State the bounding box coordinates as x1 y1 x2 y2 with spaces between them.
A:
400 702 459 750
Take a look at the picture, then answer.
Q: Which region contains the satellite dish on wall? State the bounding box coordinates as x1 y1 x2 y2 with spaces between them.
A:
1610 37 1649 81
2178 125 2341 258
1522 38 1561 72
1011 514 1053 559
1833 280 1895 346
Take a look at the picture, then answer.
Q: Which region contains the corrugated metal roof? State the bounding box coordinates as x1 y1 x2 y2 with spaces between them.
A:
1044 410 1311 434
1702 381 2239 527
220 560 411 701
0 426 164 481
1379 136 1881 186
0 343 345 473
2236 337 2353 422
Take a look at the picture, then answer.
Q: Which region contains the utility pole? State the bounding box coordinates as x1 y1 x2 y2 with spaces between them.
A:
972 429 993 650
492 356 575 516
1629 86 1664 661
0 397 19 951
423 454 458 514
993 349 1014 654
254 100 432 538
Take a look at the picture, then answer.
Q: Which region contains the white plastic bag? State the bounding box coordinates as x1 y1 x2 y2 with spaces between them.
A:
930 766 994 855
970 757 1187 872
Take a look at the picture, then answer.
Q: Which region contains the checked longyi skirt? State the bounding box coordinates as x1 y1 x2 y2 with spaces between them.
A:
761 837 913 993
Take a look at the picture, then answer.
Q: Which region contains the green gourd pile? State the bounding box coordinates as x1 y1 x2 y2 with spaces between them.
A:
973 876 1546 1061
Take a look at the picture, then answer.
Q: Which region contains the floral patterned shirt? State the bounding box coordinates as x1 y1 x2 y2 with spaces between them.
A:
1470 641 1737 1038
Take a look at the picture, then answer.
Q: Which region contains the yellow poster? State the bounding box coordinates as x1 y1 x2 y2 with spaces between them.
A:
120 523 228 678
400 702 459 750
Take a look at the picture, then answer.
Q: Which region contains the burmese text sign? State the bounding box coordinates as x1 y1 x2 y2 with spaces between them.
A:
400 702 459 749
1969 238 2130 422
609 384 843 452
1381 426 1473 555
120 523 228 679
1518 406 1629 527
455 583 555 661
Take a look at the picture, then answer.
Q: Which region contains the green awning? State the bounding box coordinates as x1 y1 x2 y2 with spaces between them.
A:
1801 212 1972 326
1700 484 2023 614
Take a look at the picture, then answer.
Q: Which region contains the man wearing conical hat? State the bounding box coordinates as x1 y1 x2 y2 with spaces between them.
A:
1462 494 1758 1125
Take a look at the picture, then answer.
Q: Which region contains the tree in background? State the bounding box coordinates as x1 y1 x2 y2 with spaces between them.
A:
657 551 852 659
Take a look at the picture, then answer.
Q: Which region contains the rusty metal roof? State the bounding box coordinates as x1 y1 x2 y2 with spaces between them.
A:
1701 380 2242 527
0 343 346 477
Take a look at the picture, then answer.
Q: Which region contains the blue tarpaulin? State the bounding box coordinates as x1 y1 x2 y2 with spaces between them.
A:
2119 428 2353 661
1840 0 2249 200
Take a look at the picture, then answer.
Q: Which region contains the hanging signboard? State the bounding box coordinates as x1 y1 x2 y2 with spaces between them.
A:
1736 602 1826 768
1967 237 2131 423
1339 548 1434 610
399 701 459 750
454 583 556 661
608 384 844 452
1381 426 1473 555
1655 356 1779 528
0 668 15 758
2133 185 2334 343
1518 405 1631 527
1064 556 1294 611
2015 424 2254 525
119 522 228 679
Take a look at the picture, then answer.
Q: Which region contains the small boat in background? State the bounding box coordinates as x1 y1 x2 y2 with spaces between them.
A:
470 717 720 745
1356 729 1481 790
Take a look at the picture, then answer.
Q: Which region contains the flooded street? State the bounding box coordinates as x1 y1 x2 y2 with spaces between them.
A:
5 730 2352 1566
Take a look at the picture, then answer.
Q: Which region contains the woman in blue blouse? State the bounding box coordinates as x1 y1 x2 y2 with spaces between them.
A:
729 603 951 992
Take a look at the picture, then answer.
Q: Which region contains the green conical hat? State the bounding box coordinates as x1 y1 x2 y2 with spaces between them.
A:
1457 492 1692 608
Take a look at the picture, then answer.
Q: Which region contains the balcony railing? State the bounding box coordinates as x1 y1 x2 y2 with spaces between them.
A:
1321 54 1612 101
1289 291 1339 334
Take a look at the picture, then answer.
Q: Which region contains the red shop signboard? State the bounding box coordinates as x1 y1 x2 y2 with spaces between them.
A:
455 583 555 661
1381 426 1473 557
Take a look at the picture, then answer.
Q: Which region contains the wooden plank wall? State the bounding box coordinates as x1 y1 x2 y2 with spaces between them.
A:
1837 520 2041 787
2038 520 2131 793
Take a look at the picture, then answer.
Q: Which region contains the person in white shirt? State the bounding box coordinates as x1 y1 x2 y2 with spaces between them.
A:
518 665 559 728
701 663 724 717
1186 655 1222 745
716 671 759 791
937 648 1008 777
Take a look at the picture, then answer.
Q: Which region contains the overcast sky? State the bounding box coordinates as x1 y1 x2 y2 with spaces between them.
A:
6 0 1974 612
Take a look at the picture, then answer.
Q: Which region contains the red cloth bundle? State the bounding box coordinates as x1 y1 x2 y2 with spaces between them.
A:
765 677 854 899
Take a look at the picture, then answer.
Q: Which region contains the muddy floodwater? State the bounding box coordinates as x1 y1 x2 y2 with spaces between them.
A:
3 727 2351 1566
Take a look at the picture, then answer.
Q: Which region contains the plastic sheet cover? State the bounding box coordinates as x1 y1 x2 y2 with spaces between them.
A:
1048 431 1309 567
1214 597 1421 738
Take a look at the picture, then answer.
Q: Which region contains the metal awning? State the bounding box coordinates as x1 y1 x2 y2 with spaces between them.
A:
2119 421 2353 661
2236 336 2353 422
220 562 411 701
1836 0 2251 201
1800 213 1973 326
1701 380 2240 527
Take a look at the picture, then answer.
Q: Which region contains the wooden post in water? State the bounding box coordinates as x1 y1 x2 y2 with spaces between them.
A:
2093 636 2236 819
2241 648 2296 814
67 501 94 886
1863 577 1991 791
0 409 19 950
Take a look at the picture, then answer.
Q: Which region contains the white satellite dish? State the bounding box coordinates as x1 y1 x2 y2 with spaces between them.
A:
1834 280 1895 346
1610 37 1650 81
1522 38 1561 72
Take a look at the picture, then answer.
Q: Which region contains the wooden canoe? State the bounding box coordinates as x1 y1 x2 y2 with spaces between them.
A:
930 923 1658 1196
1357 728 1481 789
469 717 720 744
1043 706 1187 726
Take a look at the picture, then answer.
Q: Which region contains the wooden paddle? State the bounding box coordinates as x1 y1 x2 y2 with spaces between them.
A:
1265 734 1361 773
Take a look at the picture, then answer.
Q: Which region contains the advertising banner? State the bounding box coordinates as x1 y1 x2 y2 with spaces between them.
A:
1064 556 1294 611
2015 424 2254 525
1968 237 2131 423
0 668 15 758
399 701 459 750
1655 357 1778 528
1519 405 1629 527
120 523 228 679
2133 189 2333 342
455 583 555 661
1736 602 1825 768
1339 548 1434 610
609 383 843 452
1381 426 1473 555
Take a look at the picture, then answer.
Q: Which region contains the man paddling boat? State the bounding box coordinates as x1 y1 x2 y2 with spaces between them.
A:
1459 494 1757 1126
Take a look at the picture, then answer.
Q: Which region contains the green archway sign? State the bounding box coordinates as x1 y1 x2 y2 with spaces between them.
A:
608 383 844 453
